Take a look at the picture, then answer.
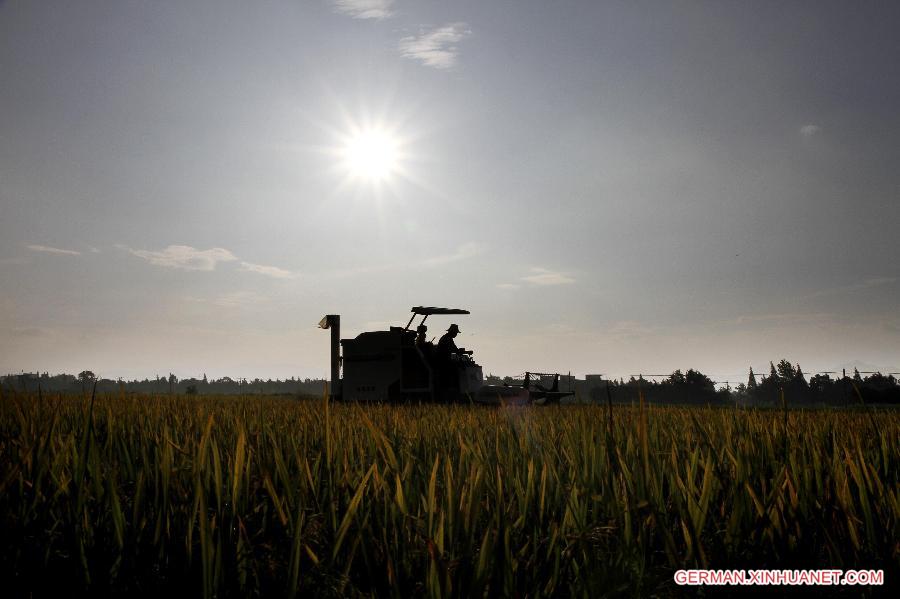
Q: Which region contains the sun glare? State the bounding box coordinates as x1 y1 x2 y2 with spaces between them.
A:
341 128 400 182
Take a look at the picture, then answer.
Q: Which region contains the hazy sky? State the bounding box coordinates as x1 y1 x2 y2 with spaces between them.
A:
2 0 899 382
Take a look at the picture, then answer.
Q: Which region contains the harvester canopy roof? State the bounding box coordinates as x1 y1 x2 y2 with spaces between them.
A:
411 306 470 315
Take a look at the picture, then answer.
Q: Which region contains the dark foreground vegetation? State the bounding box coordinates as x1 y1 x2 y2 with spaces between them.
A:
1 389 897 597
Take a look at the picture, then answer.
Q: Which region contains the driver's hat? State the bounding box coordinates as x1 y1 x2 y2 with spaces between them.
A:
447 324 460 333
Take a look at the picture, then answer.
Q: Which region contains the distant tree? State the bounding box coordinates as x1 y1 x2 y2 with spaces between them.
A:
185 384 198 395
78 370 97 393
776 359 795 383
793 364 809 389
809 373 839 403
787 362 810 402
668 370 686 385
752 362 782 404
864 372 892 388
685 369 714 389
809 373 831 391
747 367 757 391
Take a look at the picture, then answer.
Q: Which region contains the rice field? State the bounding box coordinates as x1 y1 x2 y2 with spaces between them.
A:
1 389 897 597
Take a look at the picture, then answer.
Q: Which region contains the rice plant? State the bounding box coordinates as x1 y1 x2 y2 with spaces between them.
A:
0 389 897 596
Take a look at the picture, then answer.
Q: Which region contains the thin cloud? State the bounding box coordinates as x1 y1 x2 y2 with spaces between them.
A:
800 124 821 136
882 319 900 334
801 277 896 300
608 320 655 338
399 23 472 69
26 244 81 256
124 244 297 278
733 312 833 325
332 0 394 20
320 242 483 279
127 245 237 271
541 323 577 335
239 261 296 279
496 283 520 290
185 291 269 308
420 241 483 267
212 291 270 308
9 326 51 338
521 267 575 286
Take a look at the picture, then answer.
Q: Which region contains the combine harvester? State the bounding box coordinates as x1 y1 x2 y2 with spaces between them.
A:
319 307 574 405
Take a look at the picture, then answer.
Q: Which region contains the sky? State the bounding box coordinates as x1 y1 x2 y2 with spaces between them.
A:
1 0 899 382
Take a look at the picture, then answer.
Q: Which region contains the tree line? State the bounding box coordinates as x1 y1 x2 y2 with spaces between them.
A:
4 360 899 405
593 360 899 405
2 371 329 396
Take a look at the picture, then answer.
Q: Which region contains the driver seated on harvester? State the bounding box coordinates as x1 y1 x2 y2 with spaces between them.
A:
415 324 430 346
436 323 472 362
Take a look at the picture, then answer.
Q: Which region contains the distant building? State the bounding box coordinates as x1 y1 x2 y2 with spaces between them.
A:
585 374 605 388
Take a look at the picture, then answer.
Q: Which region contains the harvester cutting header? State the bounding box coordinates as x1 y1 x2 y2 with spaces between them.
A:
319 307 573 405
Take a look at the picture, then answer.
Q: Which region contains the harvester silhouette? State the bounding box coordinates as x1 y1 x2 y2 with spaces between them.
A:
319 307 574 405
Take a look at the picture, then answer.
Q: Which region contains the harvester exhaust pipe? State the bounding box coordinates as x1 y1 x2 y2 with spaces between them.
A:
318 314 341 400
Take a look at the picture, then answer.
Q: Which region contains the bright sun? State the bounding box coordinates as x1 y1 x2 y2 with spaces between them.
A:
341 128 400 182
